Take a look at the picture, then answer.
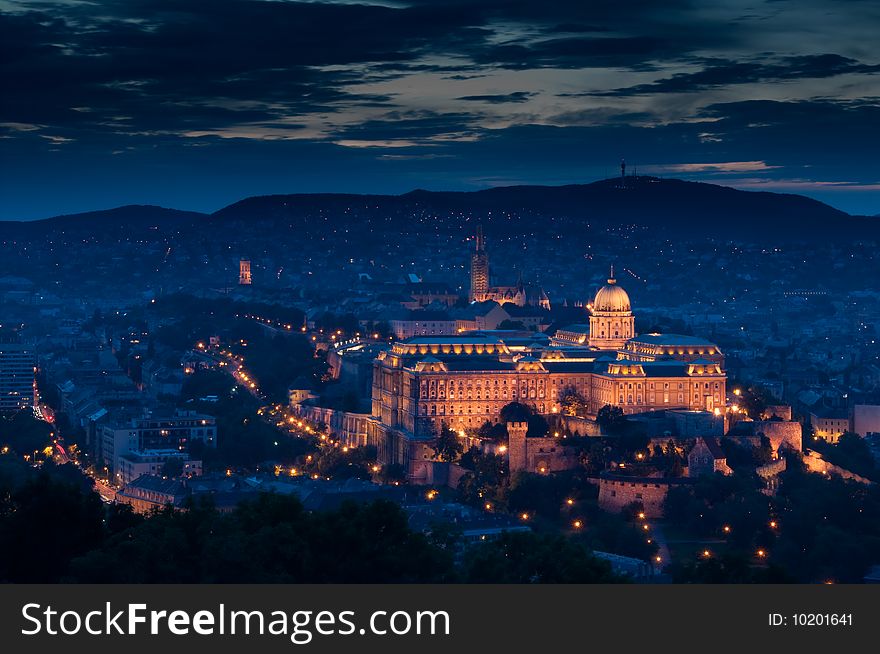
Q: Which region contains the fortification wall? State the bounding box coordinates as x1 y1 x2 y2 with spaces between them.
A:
597 475 692 517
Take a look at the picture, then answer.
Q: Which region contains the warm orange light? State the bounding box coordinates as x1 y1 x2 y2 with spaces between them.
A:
573 520 583 529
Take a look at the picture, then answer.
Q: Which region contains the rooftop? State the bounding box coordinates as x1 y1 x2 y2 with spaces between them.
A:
628 333 718 347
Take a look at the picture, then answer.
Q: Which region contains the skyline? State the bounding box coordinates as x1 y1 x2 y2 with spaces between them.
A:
1 0 879 220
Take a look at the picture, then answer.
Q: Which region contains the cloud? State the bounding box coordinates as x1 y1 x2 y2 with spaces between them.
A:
593 54 880 96
1 1 880 217
654 161 781 173
457 91 535 104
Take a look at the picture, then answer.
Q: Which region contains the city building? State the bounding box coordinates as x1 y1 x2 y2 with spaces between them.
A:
100 410 217 479
389 310 457 339
239 259 252 285
810 409 850 442
116 475 188 513
0 330 36 414
587 268 634 349
370 271 726 478
687 437 732 477
469 226 550 309
116 449 203 485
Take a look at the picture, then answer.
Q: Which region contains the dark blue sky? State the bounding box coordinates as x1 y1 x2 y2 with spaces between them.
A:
2 0 879 220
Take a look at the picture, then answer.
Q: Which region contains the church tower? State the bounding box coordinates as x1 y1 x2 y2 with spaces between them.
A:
469 225 489 302
239 259 252 285
588 266 635 349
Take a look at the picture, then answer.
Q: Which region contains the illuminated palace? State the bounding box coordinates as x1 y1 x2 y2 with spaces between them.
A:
469 226 550 309
371 270 726 470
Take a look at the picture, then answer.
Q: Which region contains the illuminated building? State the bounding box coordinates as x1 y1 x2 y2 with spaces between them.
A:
587 267 634 349
100 410 217 479
370 275 726 477
0 330 36 414
239 259 252 285
468 226 550 309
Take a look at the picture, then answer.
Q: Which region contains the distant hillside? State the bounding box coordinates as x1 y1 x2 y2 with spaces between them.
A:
210 177 872 242
0 205 208 237
4 178 876 243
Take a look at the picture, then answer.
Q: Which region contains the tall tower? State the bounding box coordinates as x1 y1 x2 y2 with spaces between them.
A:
506 421 529 474
469 225 489 302
239 259 252 285
588 266 635 349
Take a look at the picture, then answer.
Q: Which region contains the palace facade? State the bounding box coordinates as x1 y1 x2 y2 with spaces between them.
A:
370 272 727 475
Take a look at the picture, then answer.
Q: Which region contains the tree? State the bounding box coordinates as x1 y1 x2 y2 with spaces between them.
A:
476 420 508 444
527 413 549 438
0 466 104 583
559 386 588 417
67 497 455 583
378 463 407 485
596 405 627 435
432 423 464 463
0 410 53 457
162 457 184 477
499 402 533 423
462 532 619 583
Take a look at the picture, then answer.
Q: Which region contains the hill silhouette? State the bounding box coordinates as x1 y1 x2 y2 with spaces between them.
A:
2 177 875 243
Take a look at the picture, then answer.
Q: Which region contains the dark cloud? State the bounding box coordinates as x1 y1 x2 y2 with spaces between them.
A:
329 111 485 144
470 35 673 70
1 0 879 217
457 92 535 104
0 0 485 133
592 54 880 96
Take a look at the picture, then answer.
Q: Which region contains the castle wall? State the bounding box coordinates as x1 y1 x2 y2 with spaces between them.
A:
560 415 602 437
803 452 873 485
507 421 580 474
597 475 693 517
741 420 803 452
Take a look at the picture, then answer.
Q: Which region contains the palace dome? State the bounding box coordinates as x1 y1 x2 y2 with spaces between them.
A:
592 277 631 313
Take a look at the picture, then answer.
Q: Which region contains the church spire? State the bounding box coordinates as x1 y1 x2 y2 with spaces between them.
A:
475 224 485 252
608 264 616 284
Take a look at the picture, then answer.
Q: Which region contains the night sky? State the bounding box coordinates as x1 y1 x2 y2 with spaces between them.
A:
2 0 879 220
